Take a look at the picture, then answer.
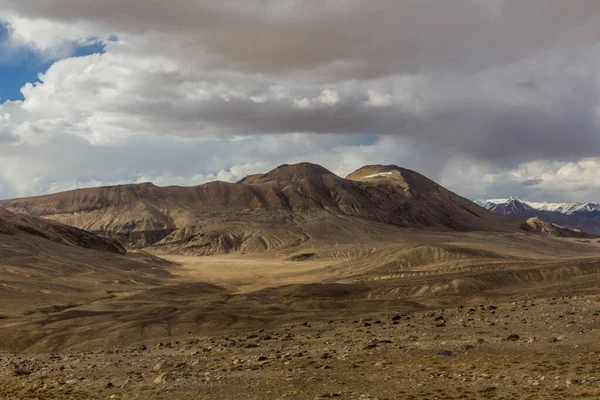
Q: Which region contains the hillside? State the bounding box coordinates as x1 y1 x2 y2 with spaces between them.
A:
520 217 598 238
0 207 124 254
0 208 173 317
0 163 520 255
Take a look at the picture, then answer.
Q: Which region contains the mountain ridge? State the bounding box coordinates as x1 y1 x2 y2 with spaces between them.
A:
476 197 600 235
0 163 521 254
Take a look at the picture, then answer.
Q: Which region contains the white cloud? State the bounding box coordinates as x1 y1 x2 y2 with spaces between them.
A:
1 2 600 202
294 89 340 108
365 90 392 107
317 89 340 106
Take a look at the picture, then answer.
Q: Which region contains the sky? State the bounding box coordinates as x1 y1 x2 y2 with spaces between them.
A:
1 1 600 202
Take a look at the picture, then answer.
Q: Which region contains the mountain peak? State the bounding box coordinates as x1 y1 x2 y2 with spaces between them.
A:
239 163 335 185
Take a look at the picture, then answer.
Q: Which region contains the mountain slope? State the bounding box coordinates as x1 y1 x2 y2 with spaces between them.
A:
0 208 173 316
0 207 124 254
0 163 520 255
477 197 600 235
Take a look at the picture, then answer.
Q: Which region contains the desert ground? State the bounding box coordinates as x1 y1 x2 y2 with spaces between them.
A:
1 230 599 399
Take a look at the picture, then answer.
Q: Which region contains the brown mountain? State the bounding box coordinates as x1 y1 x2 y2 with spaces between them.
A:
520 217 598 239
0 163 520 255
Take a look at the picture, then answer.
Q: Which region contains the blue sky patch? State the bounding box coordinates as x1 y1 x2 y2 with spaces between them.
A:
0 21 107 102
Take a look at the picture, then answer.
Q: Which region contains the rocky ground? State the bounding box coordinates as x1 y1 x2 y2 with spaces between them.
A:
1 295 599 400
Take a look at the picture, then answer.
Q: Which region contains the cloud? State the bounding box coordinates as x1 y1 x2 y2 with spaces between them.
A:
522 179 543 187
3 1 600 79
1 2 600 201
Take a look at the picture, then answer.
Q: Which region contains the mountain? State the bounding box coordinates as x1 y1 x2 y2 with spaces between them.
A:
476 197 600 235
476 197 600 215
520 217 597 238
476 197 537 218
0 163 520 255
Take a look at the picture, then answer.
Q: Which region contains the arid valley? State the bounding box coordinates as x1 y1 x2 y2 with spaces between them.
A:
0 164 599 399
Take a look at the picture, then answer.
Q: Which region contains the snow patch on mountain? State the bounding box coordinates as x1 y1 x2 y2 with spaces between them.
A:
361 172 394 179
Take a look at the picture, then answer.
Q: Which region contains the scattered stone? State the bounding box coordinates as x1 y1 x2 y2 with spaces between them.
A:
154 373 173 385
503 334 520 342
437 350 453 357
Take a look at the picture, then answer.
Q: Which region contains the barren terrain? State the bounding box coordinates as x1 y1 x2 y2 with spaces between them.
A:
1 164 599 398
1 229 599 399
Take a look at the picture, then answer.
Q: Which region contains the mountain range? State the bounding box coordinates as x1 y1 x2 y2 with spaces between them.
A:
476 197 600 235
0 163 520 255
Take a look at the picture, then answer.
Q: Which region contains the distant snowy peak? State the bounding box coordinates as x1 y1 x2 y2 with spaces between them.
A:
525 201 600 214
476 198 600 215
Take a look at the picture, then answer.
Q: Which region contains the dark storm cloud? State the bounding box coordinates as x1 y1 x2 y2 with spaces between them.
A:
3 0 600 80
103 62 600 167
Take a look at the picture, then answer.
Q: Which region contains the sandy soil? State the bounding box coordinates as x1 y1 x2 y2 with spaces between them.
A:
0 295 598 399
1 232 600 399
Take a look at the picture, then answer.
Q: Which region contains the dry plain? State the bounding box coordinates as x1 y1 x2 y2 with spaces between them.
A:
1 230 599 399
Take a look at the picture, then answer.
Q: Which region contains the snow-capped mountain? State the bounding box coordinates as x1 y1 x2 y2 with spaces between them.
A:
475 197 600 235
474 197 600 215
476 197 535 216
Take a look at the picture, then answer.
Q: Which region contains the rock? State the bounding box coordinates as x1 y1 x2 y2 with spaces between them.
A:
137 344 147 351
527 337 537 344
503 334 520 342
13 368 32 376
566 377 579 386
391 315 401 321
437 350 453 357
154 373 173 385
